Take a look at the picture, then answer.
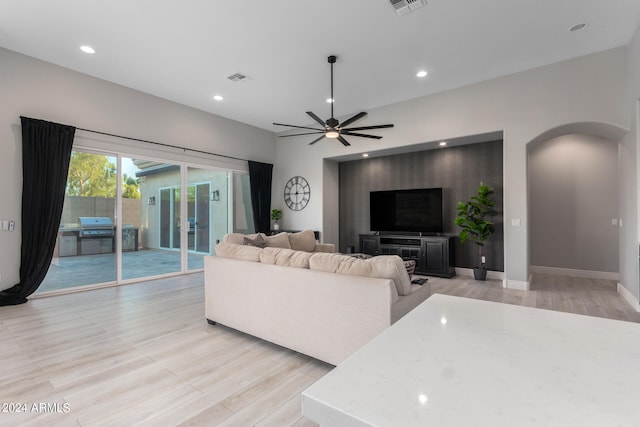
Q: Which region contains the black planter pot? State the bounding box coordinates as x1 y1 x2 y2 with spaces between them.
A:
473 267 487 281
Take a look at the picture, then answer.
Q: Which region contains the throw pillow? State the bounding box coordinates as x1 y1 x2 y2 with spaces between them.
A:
288 229 316 252
404 260 416 279
264 232 292 249
243 234 267 248
224 232 262 245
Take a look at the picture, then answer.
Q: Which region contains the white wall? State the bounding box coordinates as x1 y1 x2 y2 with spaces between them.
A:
619 24 640 302
0 47 276 290
529 134 619 274
275 47 629 289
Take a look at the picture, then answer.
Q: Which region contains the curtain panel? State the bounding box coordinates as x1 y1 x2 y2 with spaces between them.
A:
248 161 273 234
0 117 75 306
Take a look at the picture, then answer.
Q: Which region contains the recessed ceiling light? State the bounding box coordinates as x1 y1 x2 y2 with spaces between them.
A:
326 98 335 103
362 153 369 158
80 45 95 54
213 95 224 101
569 23 587 32
439 141 447 146
416 70 428 78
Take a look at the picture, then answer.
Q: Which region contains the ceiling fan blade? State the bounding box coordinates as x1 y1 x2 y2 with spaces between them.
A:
339 111 367 128
306 111 327 128
273 122 325 131
342 124 394 132
279 131 326 138
308 135 326 145
337 135 351 147
341 132 383 140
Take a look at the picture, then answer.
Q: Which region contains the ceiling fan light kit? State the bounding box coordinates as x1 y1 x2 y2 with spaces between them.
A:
273 55 394 147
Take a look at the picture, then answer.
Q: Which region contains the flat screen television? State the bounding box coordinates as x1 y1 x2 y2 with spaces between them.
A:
370 188 443 233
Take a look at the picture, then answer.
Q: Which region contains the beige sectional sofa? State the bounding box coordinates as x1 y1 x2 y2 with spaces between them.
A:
204 230 431 365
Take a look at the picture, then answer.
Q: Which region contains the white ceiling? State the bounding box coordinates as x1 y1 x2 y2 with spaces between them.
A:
1 0 639 133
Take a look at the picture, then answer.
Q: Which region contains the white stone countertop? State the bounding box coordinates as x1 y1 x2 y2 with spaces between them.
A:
302 294 640 427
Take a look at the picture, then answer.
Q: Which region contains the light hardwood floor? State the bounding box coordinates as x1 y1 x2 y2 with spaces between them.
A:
1 272 638 426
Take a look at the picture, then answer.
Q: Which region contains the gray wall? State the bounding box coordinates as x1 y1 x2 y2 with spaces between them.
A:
529 134 619 273
619 23 640 301
339 140 504 271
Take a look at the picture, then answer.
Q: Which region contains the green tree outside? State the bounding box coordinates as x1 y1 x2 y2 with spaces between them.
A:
66 152 140 199
122 174 141 199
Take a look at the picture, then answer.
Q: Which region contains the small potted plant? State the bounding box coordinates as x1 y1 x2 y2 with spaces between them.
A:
454 182 497 281
271 209 282 231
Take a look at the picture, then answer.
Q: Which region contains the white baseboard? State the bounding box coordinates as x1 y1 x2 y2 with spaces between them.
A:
505 279 530 291
530 266 619 281
617 282 640 312
455 268 529 290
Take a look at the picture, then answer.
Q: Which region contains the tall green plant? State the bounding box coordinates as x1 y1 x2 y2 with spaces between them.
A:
454 182 497 268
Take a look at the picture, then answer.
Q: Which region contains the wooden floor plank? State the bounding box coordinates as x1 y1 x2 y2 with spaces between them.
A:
0 271 637 427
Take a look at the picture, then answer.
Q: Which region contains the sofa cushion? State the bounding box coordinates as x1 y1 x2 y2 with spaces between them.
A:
215 242 262 262
225 232 263 245
243 234 267 248
309 252 356 273
288 229 317 252
260 247 313 268
265 232 292 249
336 256 412 296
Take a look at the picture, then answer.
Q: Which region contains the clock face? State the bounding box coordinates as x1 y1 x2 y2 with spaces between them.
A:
284 176 310 211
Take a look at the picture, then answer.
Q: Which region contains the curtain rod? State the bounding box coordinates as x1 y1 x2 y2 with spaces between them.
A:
76 127 249 163
20 116 248 163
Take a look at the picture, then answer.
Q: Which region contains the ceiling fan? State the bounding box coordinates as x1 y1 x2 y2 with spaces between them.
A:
273 55 394 146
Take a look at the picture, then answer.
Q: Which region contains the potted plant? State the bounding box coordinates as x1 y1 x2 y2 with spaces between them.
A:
454 182 497 281
270 209 282 231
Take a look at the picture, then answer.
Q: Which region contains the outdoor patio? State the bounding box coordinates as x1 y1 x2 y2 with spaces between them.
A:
40 249 206 292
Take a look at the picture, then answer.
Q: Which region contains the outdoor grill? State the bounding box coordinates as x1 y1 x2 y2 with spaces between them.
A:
78 217 115 255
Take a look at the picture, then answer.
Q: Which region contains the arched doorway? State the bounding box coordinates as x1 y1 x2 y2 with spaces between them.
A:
527 122 627 280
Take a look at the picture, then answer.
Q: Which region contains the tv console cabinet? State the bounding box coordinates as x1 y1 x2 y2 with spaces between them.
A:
358 234 455 278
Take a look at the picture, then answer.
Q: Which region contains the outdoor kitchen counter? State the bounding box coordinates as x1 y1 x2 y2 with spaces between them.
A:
54 224 139 256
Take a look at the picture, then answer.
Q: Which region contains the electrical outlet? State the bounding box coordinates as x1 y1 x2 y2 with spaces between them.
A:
481 256 486 264
8 221 14 232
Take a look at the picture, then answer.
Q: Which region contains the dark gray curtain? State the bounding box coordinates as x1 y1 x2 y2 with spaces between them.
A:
0 117 75 306
248 160 273 233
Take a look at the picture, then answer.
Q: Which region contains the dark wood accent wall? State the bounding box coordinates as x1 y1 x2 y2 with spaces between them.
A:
339 140 504 272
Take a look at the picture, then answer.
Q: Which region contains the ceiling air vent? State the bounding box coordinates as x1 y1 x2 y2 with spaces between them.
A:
389 0 427 16
227 72 247 82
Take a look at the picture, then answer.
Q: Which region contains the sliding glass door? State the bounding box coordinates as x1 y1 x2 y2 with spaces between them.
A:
122 157 182 281
187 167 229 270
40 149 117 291
39 150 242 293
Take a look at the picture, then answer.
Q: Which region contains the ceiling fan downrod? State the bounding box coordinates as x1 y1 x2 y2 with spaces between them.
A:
327 55 338 129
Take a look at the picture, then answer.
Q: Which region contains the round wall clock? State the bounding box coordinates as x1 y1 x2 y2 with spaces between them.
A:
284 176 310 211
